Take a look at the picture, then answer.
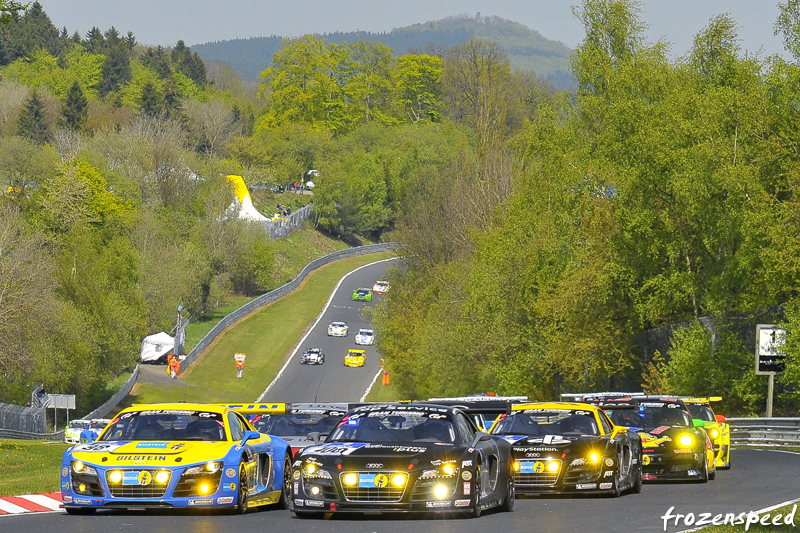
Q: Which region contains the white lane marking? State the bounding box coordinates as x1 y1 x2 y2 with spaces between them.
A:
18 495 62 510
256 257 397 402
0 499 31 514
360 369 383 402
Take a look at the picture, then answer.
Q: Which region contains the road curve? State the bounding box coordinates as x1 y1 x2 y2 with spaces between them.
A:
10 450 800 532
258 259 396 403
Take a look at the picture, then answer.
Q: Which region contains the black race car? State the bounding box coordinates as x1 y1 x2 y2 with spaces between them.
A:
291 403 515 518
581 395 716 482
250 403 350 455
490 402 642 497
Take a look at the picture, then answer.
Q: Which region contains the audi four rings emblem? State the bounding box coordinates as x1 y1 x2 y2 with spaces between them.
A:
366 463 384 469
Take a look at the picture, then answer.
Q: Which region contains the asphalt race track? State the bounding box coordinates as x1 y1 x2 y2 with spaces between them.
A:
259 258 396 403
11 450 800 532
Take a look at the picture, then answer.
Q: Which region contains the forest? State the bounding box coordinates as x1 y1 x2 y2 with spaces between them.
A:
2 1 800 416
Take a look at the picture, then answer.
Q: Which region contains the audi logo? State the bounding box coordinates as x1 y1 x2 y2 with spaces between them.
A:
366 463 383 469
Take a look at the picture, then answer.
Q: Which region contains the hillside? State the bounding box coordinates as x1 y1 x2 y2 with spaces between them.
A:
193 14 575 89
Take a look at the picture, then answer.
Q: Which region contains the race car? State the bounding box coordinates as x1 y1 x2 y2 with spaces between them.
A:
327 322 348 337
372 280 390 294
79 419 112 444
354 329 375 346
344 349 366 367
65 420 91 444
489 402 642 496
300 348 325 365
250 403 350 455
352 288 373 302
581 395 716 482
682 397 731 469
291 403 515 518
425 396 529 433
61 402 293 515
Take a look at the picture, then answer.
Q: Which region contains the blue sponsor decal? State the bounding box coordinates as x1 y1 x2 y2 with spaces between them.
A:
519 462 536 474
135 442 169 449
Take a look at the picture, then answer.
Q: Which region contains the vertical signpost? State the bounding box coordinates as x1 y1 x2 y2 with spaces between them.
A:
755 324 786 418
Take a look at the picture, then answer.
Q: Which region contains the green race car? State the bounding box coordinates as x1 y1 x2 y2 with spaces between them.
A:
352 288 372 302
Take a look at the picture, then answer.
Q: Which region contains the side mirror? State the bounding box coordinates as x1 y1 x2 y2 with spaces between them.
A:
307 432 322 445
715 414 726 424
240 430 260 446
471 432 491 448
610 426 627 438
692 418 705 428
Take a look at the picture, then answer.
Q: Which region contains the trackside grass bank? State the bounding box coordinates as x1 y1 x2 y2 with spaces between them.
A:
130 252 394 404
0 439 69 496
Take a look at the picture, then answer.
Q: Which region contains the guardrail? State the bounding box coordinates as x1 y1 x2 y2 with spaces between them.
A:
729 417 800 447
0 428 64 441
179 242 397 373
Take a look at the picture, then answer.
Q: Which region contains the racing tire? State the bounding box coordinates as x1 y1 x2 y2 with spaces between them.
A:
632 461 643 494
708 461 716 481
500 468 515 512
719 446 731 469
65 507 96 515
606 467 621 498
698 455 709 483
237 461 249 514
470 471 482 518
277 453 293 509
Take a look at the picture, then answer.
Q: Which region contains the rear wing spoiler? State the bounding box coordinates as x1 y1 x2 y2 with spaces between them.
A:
681 396 722 404
560 392 645 401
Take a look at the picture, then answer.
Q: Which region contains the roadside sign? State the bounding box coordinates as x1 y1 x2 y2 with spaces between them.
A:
755 324 786 375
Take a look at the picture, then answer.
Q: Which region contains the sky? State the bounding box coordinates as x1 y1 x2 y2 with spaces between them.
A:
34 0 789 60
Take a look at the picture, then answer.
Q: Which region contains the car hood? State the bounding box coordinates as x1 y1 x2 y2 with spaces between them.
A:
69 440 234 465
635 426 699 448
498 434 604 454
298 442 457 468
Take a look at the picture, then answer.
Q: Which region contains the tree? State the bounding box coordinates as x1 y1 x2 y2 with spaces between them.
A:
0 0 27 25
98 40 131 96
17 89 50 143
60 80 88 131
138 81 160 117
776 0 800 60
396 54 443 123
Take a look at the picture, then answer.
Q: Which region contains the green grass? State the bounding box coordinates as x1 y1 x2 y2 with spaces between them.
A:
132 252 394 404
0 439 70 496
681 501 799 532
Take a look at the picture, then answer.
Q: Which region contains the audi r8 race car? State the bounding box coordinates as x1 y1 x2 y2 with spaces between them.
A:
489 402 642 496
372 280 390 294
65 420 90 444
682 397 731 469
582 395 716 482
250 403 350 455
344 349 366 367
352 288 373 302
291 403 514 518
300 348 325 365
79 419 112 444
354 329 375 346
61 403 293 514
327 322 348 337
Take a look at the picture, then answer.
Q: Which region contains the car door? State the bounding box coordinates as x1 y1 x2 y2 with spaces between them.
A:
456 413 499 496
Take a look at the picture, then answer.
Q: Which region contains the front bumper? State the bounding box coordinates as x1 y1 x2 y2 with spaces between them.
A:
641 450 705 480
512 458 617 495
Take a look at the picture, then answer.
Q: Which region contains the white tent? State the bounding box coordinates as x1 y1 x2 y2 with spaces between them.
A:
226 175 271 222
140 332 175 363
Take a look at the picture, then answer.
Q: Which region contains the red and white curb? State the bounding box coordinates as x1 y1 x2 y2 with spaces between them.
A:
0 493 62 515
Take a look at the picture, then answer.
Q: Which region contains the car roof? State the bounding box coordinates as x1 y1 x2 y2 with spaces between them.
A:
510 401 601 413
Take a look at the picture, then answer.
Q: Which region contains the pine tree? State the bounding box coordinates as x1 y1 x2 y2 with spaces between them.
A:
139 81 161 117
17 90 50 143
99 42 132 97
60 80 88 131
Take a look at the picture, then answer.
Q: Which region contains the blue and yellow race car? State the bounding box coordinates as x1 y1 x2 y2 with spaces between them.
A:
61 403 293 514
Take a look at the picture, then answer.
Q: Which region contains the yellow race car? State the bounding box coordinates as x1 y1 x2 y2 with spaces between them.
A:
344 349 366 367
61 402 293 514
683 397 731 469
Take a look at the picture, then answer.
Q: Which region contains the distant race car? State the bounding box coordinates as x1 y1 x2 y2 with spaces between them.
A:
354 329 375 346
290 403 515 518
300 348 325 365
61 402 293 515
683 397 731 469
344 349 366 367
372 280 390 294
327 322 348 337
352 288 373 302
65 420 91 444
250 403 350 455
489 402 642 496
79 419 112 444
581 395 716 482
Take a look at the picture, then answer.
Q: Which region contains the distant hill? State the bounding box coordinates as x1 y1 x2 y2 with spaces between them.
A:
193 14 575 90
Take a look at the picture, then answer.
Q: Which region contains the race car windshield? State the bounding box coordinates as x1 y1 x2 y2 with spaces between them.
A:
253 414 342 437
90 420 108 429
606 405 692 429
686 404 715 422
69 421 87 429
492 411 600 437
329 413 456 444
99 411 227 442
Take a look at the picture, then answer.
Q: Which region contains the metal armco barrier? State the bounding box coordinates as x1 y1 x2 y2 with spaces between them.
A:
729 417 800 446
179 243 397 373
0 428 64 441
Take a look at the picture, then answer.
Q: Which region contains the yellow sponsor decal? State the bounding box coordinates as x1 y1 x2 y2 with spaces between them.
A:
138 471 152 486
374 474 389 488
533 462 544 473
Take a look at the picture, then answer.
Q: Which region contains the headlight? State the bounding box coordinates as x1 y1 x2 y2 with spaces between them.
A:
588 452 600 464
391 474 407 487
108 470 123 483
433 485 449 499
442 463 455 475
547 461 559 472
72 461 97 475
679 434 693 447
711 429 719 439
184 461 222 475
343 473 358 486
304 463 317 476
513 461 521 471
155 470 170 484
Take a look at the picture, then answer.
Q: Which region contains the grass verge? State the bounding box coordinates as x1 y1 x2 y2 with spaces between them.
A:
0 439 69 496
130 252 394 404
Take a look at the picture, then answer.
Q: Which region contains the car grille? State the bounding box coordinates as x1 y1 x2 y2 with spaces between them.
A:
409 475 458 501
106 470 169 498
515 460 562 486
340 472 405 502
71 472 104 497
173 470 223 498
